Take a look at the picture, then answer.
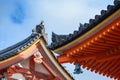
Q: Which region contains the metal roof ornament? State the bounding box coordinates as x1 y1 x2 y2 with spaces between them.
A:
73 63 83 74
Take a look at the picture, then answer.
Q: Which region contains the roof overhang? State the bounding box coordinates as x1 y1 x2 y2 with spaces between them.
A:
54 9 120 53
0 39 40 70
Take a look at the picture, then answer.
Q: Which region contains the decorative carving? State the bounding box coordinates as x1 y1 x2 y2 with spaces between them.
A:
35 21 45 34
34 52 43 64
52 32 68 44
34 57 43 64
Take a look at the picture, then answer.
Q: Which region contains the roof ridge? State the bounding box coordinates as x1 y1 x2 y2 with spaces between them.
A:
49 0 120 50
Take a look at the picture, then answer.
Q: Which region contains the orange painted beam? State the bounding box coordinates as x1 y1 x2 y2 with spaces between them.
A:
82 46 107 54
58 49 120 64
90 62 99 72
97 61 109 75
57 55 74 63
94 62 104 73
78 61 86 68
96 61 106 74
97 53 120 62
74 55 95 61
81 60 91 69
69 37 119 57
110 63 120 78
8 65 53 80
107 34 120 40
58 54 97 64
34 71 54 79
96 38 119 47
103 60 117 76
106 60 118 77
63 18 120 56
109 60 120 78
102 34 120 43
75 51 120 62
114 72 120 80
29 55 35 73
79 33 120 54
108 29 120 36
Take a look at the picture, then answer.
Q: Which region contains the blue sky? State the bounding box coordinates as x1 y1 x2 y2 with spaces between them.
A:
0 0 114 80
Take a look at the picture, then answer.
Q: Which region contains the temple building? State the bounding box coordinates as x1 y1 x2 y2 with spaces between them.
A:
0 22 73 80
50 0 120 80
0 0 120 80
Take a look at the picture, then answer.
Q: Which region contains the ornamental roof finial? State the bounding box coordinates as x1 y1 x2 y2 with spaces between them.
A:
35 20 45 34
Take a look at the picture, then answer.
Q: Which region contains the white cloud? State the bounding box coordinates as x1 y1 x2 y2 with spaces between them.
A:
24 0 113 35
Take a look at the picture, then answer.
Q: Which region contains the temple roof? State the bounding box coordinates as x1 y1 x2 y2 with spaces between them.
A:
0 21 45 61
0 22 73 80
0 34 40 61
49 0 120 50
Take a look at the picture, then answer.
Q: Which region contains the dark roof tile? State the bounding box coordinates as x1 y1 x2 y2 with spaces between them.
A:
49 0 120 50
0 21 45 61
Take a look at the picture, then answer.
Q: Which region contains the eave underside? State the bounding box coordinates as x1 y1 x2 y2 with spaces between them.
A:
0 38 73 80
57 14 120 79
50 0 120 51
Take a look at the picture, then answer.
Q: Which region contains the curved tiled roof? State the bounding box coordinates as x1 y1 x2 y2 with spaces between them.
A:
0 21 44 61
0 22 74 80
0 33 41 61
49 0 120 50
